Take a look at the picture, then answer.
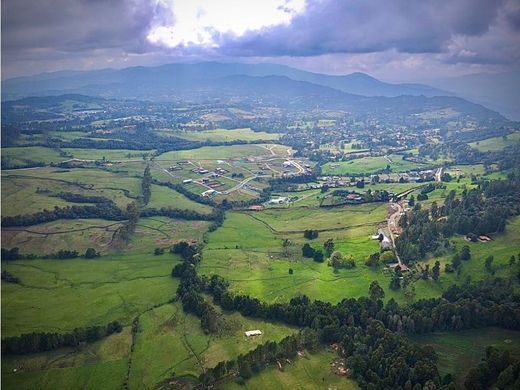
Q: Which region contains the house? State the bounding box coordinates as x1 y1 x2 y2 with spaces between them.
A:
283 160 293 168
182 179 193 184
245 330 262 337
201 189 216 197
249 205 264 211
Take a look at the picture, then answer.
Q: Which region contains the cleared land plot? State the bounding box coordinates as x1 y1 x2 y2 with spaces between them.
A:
2 146 67 166
224 349 358 390
61 148 155 161
167 128 280 142
200 210 407 303
128 302 296 388
322 155 425 175
1 253 180 337
469 132 520 152
157 144 279 161
2 217 210 255
1 173 136 215
1 327 131 390
148 184 213 214
416 216 520 296
411 328 520 387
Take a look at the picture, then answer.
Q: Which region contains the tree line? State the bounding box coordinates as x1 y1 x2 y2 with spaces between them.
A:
2 321 123 355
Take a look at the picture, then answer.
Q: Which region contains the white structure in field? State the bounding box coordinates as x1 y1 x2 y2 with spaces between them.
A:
245 330 262 337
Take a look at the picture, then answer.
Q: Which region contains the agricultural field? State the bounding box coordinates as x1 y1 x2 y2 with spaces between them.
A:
167 127 280 142
128 302 296 388
322 154 427 175
157 144 289 161
469 131 520 152
225 349 358 390
199 207 412 304
412 328 520 387
1 253 180 337
2 146 68 166
2 327 132 390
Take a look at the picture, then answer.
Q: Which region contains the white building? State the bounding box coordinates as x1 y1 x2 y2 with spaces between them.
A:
245 330 262 337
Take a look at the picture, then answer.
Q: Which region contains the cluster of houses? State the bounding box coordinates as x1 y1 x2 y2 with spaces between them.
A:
398 170 435 182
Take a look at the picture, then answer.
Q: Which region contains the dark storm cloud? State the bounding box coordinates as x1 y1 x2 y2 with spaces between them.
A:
217 0 506 57
1 0 154 54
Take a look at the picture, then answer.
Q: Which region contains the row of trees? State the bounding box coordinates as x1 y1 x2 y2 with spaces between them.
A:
141 165 152 205
2 321 122 355
1 247 99 261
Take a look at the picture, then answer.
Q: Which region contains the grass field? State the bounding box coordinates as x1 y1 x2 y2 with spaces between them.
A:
469 132 520 152
169 128 280 142
224 349 358 390
417 216 520 292
200 209 410 304
2 146 68 166
148 184 213 214
411 327 520 387
128 302 296 388
322 155 425 175
2 217 210 255
157 144 290 161
2 327 131 390
1 253 180 337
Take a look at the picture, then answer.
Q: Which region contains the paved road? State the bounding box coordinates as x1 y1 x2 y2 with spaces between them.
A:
435 167 443 182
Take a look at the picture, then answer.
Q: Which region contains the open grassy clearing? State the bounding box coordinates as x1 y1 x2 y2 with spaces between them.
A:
1 173 137 215
200 211 409 304
322 155 426 175
248 203 387 233
2 146 68 166
2 219 124 255
469 131 520 152
411 328 520 387
1 327 132 390
61 148 154 161
224 349 358 390
157 144 291 161
165 128 280 142
1 252 180 337
2 217 210 255
128 302 296 388
148 184 213 214
417 216 520 293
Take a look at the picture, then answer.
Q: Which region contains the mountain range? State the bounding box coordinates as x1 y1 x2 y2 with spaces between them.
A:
1 62 515 121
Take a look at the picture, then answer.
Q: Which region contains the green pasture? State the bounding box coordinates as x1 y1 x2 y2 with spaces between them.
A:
2 327 131 390
157 144 281 161
128 302 296 388
322 155 425 175
169 128 280 142
411 327 520 387
2 147 67 166
224 349 358 390
469 131 520 152
148 184 213 214
1 252 180 337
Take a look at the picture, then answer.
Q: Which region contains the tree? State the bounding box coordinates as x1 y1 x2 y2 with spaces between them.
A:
380 251 397 264
408 195 415 207
323 239 335 257
432 261 440 281
313 250 324 263
302 243 315 258
330 251 344 268
369 281 385 301
154 247 164 256
460 245 471 261
365 252 380 267
84 248 98 259
421 264 430 280
509 255 516 266
441 172 452 182
288 268 293 275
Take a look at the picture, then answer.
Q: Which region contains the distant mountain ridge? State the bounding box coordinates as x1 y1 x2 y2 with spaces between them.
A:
2 62 450 101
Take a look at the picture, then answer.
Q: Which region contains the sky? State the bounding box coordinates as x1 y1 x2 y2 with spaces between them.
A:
2 0 520 81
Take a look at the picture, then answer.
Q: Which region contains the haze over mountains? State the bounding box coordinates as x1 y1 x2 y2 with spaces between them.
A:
2 62 517 120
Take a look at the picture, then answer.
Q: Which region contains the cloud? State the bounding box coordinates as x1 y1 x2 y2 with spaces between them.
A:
1 0 519 79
